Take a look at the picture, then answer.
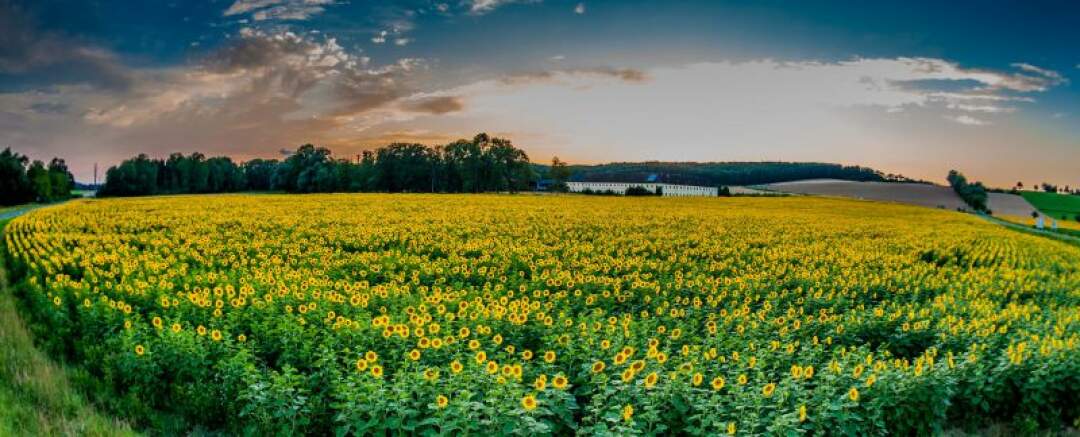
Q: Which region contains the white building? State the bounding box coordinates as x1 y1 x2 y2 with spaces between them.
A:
566 181 718 197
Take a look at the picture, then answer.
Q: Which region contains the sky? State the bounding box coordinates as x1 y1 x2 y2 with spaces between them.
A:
1 0 1078 187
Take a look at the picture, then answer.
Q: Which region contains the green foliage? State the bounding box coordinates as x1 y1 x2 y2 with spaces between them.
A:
947 170 989 212
0 149 74 205
100 133 535 196
1021 191 1080 221
624 186 658 196
536 161 902 186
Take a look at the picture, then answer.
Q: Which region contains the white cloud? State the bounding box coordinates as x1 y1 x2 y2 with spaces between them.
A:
946 115 991 126
1011 62 1067 84
467 0 536 15
549 55 565 61
394 38 412 46
372 31 387 44
574 3 585 14
223 0 335 21
945 103 1014 113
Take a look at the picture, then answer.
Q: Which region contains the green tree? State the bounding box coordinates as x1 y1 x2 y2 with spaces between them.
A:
0 148 34 205
548 157 571 192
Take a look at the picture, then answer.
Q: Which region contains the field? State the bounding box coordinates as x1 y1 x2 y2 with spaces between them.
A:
1022 192 1080 221
3 195 1080 435
763 179 968 210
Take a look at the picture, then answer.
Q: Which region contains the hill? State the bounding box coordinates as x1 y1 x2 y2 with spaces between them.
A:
764 179 967 210
532 161 914 187
1021 191 1080 221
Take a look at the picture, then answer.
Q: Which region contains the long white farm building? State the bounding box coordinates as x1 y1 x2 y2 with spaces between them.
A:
566 181 717 197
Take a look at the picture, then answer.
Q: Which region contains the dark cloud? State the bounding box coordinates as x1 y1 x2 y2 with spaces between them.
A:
498 67 649 86
404 96 464 114
0 0 133 91
26 102 69 114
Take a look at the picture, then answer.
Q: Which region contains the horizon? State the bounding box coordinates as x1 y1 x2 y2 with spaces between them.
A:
2 0 1079 188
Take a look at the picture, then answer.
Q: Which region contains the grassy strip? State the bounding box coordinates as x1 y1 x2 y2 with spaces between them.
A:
0 218 139 436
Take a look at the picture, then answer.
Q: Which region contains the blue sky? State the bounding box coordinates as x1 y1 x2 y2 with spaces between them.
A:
1 0 1077 186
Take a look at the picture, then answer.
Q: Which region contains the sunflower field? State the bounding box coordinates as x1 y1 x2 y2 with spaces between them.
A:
3 194 1079 435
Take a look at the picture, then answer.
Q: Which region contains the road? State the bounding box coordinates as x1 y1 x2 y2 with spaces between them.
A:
976 213 1080 247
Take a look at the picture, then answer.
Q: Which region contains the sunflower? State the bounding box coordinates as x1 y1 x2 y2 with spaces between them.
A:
171 323 182 333
521 395 538 411
644 371 659 388
134 345 146 356
552 374 568 389
798 404 807 422
621 368 635 383
592 361 606 374
436 395 449 409
737 374 748 385
408 349 421 361
211 330 223 341
622 404 634 422
450 360 464 374
355 358 368 371
544 351 556 363
727 422 736 435
486 361 498 374
848 387 860 402
762 383 776 397
711 376 725 391
475 351 487 364
533 377 547 391
365 351 378 362
692 372 704 386
371 365 384 378
424 368 440 381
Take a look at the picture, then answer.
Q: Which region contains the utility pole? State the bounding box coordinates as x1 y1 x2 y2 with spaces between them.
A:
93 163 98 187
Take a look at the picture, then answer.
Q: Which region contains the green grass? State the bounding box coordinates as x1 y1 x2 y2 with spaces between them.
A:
1022 191 1080 221
0 219 139 436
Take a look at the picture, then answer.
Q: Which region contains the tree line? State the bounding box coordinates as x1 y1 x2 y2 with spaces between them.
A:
0 148 75 206
947 169 989 212
551 161 904 187
99 133 534 197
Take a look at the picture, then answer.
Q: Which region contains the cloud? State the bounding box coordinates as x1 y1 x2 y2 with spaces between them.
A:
467 0 537 15
1 26 428 179
945 103 1014 113
497 67 650 86
372 31 388 44
946 115 990 126
223 0 336 21
574 3 585 14
0 3 133 91
549 55 566 62
394 38 412 46
1011 62 1067 84
403 96 465 114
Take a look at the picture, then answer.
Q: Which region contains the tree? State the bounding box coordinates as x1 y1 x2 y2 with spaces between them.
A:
243 159 278 191
548 157 571 192
47 158 74 200
0 148 34 205
947 170 988 212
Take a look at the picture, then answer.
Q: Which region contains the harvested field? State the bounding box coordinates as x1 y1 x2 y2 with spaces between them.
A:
764 179 967 210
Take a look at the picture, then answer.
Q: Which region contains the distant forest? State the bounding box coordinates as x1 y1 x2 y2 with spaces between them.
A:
94 134 927 198
99 133 532 197
537 161 919 187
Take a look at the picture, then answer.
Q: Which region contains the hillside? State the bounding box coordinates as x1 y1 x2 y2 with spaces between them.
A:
1022 192 1080 221
532 161 914 186
764 179 967 210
